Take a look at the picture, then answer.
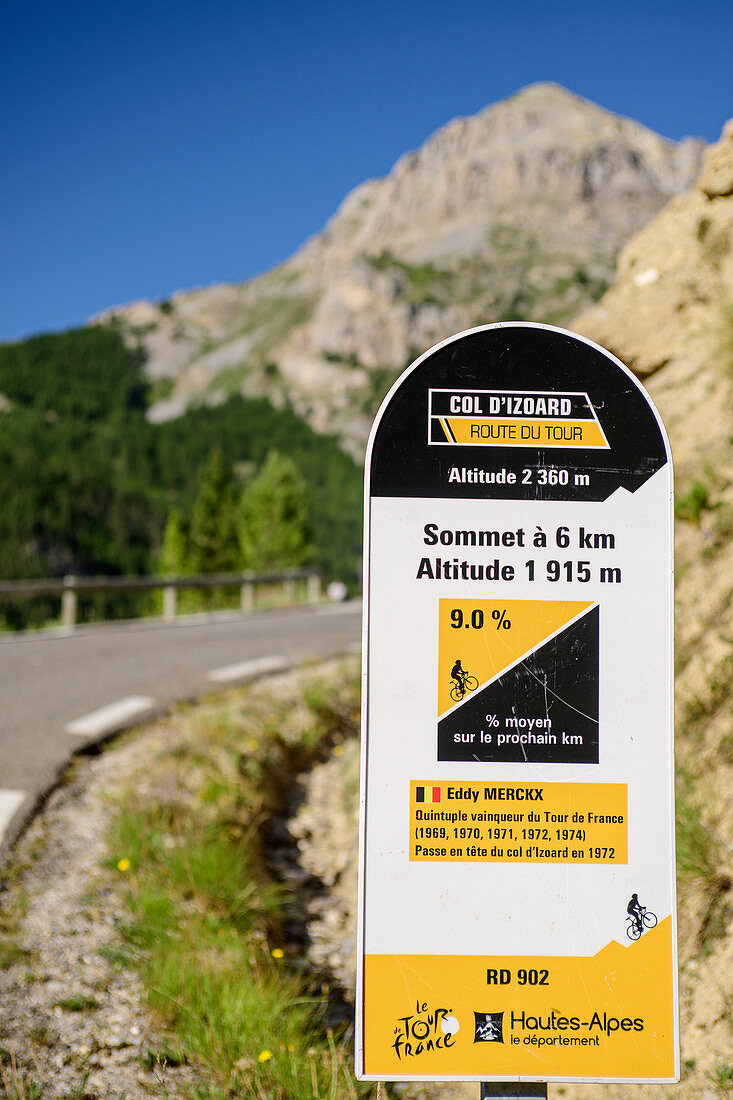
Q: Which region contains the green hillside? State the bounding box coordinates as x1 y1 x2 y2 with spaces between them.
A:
0 326 362 627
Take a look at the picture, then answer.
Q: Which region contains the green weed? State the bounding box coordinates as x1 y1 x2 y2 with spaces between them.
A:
367 251 448 304
708 1062 733 1090
719 732 733 765
140 1044 187 1069
97 944 133 970
676 768 721 886
54 994 99 1012
0 940 31 969
0 1052 44 1100
721 302 733 376
675 480 713 524
699 893 731 956
682 1057 697 1078
680 653 733 731
703 503 733 558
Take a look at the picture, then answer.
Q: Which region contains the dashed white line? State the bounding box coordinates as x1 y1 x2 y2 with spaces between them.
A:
0 789 26 842
206 655 287 683
64 696 157 737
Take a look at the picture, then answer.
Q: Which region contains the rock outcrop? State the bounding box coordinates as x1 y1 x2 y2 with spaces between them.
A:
576 119 733 855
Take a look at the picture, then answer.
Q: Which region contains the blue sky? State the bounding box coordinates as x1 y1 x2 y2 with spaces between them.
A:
2 0 732 342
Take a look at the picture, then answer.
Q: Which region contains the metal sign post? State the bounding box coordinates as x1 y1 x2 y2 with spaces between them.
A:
356 323 677 1087
481 1085 547 1099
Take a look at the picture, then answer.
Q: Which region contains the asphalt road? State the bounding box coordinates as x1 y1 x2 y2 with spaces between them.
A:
0 601 361 854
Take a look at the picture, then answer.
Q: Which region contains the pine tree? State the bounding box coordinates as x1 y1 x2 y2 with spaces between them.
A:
158 508 191 575
239 451 312 570
188 448 240 574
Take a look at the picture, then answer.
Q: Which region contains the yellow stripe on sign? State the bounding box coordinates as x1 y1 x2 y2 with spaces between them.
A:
363 919 676 1079
439 417 456 442
445 418 609 447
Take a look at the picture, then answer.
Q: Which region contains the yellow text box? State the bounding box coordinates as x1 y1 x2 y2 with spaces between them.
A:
410 781 627 864
444 418 608 448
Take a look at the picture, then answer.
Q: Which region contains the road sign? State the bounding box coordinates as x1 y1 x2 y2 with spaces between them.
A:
356 323 677 1083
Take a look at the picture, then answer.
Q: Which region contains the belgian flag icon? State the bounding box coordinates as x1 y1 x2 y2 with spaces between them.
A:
415 786 442 803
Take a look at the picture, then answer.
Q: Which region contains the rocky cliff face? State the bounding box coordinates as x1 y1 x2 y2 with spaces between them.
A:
575 118 733 760
561 122 733 1100
96 83 703 456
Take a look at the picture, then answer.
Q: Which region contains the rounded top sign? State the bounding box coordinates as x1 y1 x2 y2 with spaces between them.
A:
358 322 677 1084
368 323 670 503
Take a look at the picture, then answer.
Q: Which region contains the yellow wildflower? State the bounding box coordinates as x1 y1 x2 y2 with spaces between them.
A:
258 1049 272 1063
117 858 131 872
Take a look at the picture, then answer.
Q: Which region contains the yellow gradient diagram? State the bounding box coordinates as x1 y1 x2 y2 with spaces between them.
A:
438 599 594 717
363 918 676 1079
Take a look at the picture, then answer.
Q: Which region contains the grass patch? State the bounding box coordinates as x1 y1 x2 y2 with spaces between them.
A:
0 889 34 971
54 994 100 1012
699 894 731 956
0 939 32 968
708 1062 733 1090
676 767 722 887
676 767 732 956
680 652 733 733
97 944 133 971
676 480 714 524
367 250 450 305
721 302 733 377
719 732 733 765
26 1026 54 1048
682 1057 697 1078
140 1044 187 1070
0 1052 44 1099
107 660 371 1098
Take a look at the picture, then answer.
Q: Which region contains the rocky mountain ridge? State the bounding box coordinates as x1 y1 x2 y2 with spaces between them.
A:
96 83 703 456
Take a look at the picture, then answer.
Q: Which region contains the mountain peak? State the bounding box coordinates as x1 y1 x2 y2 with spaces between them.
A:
98 87 705 454
297 84 703 271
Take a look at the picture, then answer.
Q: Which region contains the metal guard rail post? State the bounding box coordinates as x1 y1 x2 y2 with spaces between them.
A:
0 569 323 628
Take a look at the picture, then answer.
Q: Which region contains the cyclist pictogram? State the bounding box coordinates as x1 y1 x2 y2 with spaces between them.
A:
626 893 657 940
450 659 479 702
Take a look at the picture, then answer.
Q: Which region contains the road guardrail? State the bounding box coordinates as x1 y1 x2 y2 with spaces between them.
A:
0 569 322 628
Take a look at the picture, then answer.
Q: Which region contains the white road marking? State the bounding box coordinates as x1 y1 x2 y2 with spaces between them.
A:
0 790 26 841
206 655 287 683
64 696 157 737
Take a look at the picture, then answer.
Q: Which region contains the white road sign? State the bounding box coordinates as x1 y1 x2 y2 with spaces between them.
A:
356 323 677 1083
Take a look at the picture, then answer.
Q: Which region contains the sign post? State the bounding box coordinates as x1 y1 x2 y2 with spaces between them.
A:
357 323 677 1086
